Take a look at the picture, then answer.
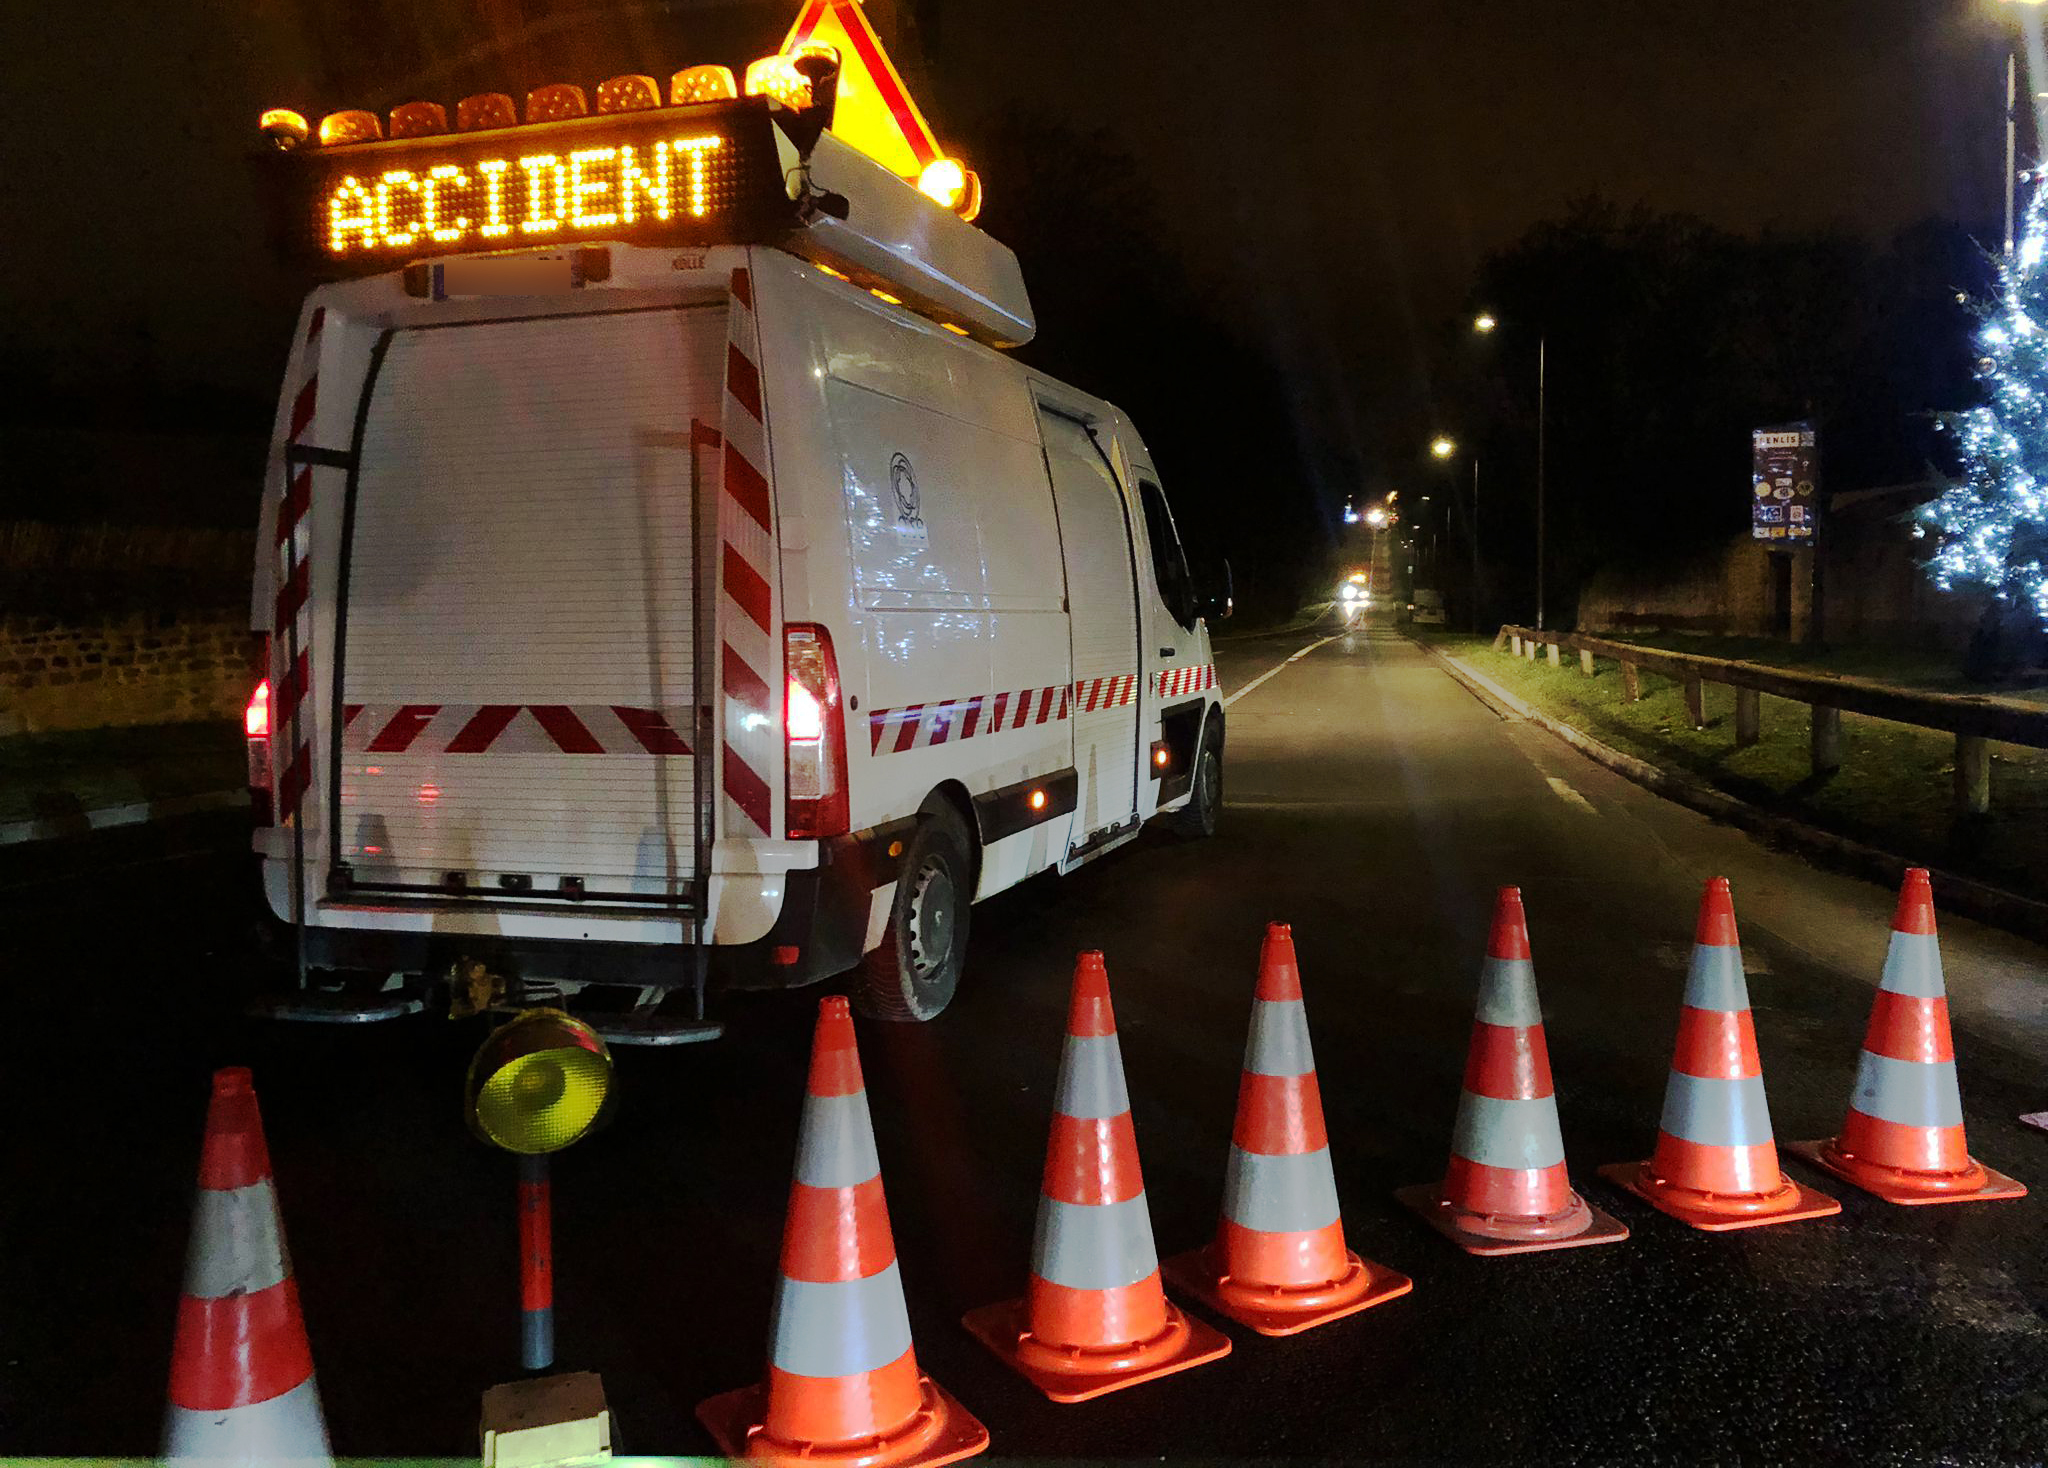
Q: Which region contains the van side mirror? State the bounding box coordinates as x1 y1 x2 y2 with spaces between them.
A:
1193 558 1233 622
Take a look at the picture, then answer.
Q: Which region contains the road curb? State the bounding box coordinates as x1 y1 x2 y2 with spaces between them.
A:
1416 638 2048 946
0 788 247 847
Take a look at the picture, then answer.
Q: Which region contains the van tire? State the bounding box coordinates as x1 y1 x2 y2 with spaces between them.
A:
855 805 973 1022
1171 724 1223 838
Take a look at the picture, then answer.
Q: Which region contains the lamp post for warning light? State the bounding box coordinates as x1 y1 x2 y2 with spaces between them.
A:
466 1010 616 1371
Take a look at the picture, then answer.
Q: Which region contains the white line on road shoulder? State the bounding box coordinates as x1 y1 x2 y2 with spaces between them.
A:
1224 633 1345 708
1545 776 1599 815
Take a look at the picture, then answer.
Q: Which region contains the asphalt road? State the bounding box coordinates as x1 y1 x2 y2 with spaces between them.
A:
5 620 2046 1462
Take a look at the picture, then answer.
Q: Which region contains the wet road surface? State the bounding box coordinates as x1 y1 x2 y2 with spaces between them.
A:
4 623 2045 1461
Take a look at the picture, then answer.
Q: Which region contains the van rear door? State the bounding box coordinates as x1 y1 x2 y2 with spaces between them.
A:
333 304 724 903
1037 406 1142 848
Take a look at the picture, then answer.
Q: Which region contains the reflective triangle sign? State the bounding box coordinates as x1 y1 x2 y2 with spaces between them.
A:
783 0 942 178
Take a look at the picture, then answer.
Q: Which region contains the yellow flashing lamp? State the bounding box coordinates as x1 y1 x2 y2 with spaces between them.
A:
464 1009 614 1155
745 54 813 111
671 64 738 105
526 83 589 123
918 157 982 221
318 109 382 147
389 101 447 140
780 0 942 179
456 92 518 132
596 74 662 114
260 108 309 151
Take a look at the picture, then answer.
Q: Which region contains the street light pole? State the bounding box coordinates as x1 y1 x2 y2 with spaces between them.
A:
1470 456 1481 633
2010 49 2020 259
1536 335 1548 630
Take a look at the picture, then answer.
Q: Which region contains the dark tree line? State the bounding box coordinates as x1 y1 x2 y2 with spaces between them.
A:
1436 200 1993 629
962 106 1325 625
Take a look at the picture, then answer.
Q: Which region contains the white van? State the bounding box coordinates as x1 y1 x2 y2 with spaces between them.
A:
246 95 1229 1037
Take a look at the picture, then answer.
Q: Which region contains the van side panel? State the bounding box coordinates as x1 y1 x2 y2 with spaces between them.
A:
769 259 1074 872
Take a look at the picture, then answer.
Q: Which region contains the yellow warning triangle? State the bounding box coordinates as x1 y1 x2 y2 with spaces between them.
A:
782 0 942 179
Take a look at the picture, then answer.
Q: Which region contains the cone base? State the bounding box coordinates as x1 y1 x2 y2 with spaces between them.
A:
1786 1139 2028 1207
960 1296 1230 1403
1597 1160 1840 1232
695 1374 989 1468
1393 1182 1630 1256
1160 1243 1412 1337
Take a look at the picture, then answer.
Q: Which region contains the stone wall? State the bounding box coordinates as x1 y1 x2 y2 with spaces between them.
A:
0 612 254 736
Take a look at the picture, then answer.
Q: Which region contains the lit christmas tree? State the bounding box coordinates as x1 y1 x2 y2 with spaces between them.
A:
1922 183 2048 673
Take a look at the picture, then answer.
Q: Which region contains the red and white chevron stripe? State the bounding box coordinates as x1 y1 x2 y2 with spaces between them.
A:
1072 672 1140 713
1152 663 1217 699
869 683 1071 756
273 305 326 823
718 266 777 835
342 703 695 756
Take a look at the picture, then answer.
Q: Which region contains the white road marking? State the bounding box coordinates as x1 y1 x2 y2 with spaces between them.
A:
1545 776 1598 815
1224 633 1344 708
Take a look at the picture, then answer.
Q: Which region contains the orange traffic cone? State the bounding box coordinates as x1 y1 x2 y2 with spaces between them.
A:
1163 924 1412 1333
1599 878 1841 1231
697 997 988 1468
164 1067 332 1467
1395 888 1629 1255
1787 870 2027 1205
963 952 1230 1402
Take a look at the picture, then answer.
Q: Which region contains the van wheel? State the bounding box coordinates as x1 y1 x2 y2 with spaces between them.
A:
855 805 973 1022
1172 725 1223 838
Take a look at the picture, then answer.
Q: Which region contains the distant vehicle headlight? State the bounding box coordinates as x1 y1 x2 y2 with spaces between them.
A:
1339 583 1363 602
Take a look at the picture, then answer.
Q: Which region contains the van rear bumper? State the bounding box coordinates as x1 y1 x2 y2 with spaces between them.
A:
266 820 910 995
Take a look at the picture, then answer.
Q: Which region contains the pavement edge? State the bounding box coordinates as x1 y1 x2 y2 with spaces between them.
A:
0 788 247 847
1412 636 2048 946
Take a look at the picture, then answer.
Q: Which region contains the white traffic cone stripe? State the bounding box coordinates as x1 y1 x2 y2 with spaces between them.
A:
1852 1052 1966 1127
793 1092 882 1188
768 1261 915 1379
1032 1194 1159 1291
1452 1094 1566 1169
184 1182 289 1299
1244 999 1314 1076
1659 1073 1774 1146
1056 1034 1132 1119
164 1376 329 1466
1680 943 1750 1013
1473 957 1542 1026
1878 931 1946 998
1223 1146 1341 1233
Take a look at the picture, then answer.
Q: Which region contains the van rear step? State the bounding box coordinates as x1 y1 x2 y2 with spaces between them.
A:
249 987 427 1024
583 1012 725 1046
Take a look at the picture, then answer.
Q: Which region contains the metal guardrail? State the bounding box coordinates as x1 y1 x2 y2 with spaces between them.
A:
1490 625 2048 815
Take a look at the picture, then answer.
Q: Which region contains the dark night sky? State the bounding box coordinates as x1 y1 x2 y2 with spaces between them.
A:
0 0 2030 497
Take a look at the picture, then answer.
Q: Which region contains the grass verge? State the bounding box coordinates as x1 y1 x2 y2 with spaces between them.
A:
1414 630 2048 902
0 720 242 824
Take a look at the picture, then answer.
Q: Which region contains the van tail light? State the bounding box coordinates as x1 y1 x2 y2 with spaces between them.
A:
246 659 274 823
784 623 849 840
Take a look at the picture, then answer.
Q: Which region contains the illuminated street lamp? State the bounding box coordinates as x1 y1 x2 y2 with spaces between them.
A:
1364 505 1389 528
1473 313 1498 334
1429 435 1481 633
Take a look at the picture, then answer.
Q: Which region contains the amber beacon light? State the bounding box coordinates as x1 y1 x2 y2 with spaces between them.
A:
465 1009 615 1371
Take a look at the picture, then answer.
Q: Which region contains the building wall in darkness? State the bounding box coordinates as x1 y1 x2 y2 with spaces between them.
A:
0 612 251 736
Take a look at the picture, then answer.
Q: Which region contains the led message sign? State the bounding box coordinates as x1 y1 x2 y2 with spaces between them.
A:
298 100 791 267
